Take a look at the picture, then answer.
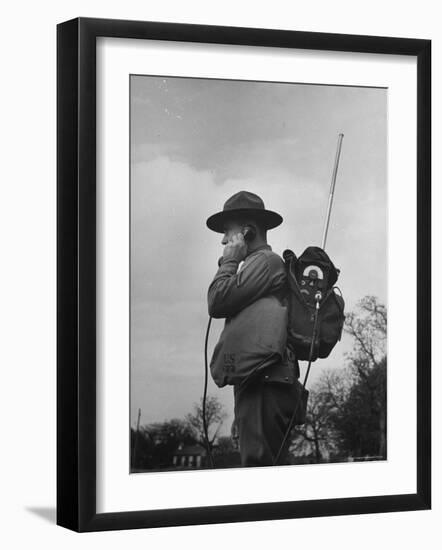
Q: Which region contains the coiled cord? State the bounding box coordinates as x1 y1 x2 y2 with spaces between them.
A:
203 316 215 468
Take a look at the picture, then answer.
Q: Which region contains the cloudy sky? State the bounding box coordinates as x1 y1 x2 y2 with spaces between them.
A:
130 75 387 434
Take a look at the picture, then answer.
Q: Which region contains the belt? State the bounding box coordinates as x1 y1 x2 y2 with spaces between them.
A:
260 361 298 384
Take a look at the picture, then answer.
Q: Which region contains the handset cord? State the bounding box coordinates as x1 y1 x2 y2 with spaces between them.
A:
272 296 321 466
203 316 215 468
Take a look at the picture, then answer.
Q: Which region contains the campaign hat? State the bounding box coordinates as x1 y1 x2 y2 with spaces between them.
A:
206 191 283 233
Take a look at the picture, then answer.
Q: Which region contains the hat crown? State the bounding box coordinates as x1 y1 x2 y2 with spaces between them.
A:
223 191 265 213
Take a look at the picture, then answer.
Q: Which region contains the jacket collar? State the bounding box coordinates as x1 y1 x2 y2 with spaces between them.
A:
246 244 272 258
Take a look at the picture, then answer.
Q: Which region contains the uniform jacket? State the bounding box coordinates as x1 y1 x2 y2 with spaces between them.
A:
208 245 286 318
208 245 297 386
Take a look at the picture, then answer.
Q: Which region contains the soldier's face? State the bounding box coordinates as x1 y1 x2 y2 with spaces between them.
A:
221 220 244 245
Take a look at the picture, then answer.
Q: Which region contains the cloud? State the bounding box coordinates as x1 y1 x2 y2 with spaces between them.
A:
131 75 387 184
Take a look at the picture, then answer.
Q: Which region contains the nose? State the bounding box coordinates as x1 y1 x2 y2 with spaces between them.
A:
221 233 228 245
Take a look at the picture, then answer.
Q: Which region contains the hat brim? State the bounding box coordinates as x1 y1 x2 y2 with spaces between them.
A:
206 208 283 233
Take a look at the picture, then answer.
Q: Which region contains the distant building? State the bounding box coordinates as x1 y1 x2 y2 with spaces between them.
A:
172 443 207 468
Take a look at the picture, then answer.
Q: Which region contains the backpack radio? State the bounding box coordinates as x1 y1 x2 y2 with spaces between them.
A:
283 246 345 363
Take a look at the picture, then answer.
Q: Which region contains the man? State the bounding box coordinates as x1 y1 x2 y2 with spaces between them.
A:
206 190 300 467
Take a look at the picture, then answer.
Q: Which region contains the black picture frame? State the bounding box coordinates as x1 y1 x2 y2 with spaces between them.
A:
57 17 431 532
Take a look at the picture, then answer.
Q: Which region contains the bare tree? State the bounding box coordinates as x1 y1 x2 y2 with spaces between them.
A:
345 295 387 367
339 296 387 457
186 395 227 451
290 370 348 461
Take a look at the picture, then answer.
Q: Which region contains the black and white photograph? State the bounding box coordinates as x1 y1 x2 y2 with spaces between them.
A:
0 0 435 543
130 75 387 472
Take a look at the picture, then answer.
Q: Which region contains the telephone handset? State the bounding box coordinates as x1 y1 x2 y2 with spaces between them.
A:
242 225 256 242
217 225 256 267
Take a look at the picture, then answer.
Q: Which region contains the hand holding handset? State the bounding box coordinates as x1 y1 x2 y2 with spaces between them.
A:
221 225 255 264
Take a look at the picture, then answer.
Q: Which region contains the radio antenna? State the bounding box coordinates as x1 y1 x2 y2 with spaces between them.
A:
321 133 344 249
